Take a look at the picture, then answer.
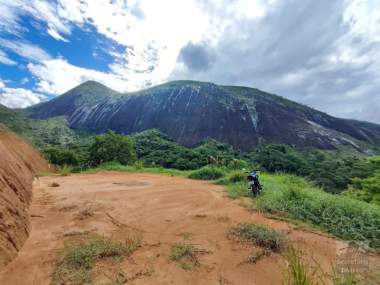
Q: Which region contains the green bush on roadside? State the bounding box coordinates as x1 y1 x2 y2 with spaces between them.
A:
188 166 225 180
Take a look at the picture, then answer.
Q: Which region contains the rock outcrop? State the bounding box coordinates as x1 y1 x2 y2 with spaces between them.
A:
27 80 380 151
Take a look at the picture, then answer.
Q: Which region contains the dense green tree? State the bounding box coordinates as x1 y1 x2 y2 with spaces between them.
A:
43 148 80 166
352 172 380 194
249 144 306 175
89 131 136 166
132 130 236 170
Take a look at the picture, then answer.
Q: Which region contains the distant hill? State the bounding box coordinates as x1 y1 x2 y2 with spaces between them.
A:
23 80 380 152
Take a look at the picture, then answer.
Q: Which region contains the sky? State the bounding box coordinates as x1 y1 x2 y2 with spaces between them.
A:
0 0 379 124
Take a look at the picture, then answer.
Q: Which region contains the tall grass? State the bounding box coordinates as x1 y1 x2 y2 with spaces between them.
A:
251 174 380 251
283 245 321 285
225 173 380 250
283 245 372 285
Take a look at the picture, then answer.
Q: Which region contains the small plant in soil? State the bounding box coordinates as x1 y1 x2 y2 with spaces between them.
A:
229 223 287 253
52 235 140 285
169 243 208 270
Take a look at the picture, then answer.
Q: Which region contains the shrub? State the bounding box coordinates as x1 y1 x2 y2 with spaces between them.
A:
89 131 136 166
249 144 306 175
229 223 287 253
188 166 225 180
228 159 249 170
228 171 246 183
350 171 380 205
43 148 80 166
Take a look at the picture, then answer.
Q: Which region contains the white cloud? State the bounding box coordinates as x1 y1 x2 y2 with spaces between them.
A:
0 0 71 40
47 28 68 42
0 0 274 91
344 0 380 41
0 88 42 108
56 0 212 89
27 58 129 94
0 2 25 36
1 0 213 89
0 49 16 65
0 39 51 62
0 79 44 108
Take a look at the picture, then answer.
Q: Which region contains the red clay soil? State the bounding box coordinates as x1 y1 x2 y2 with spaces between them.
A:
0 126 52 268
2 171 378 285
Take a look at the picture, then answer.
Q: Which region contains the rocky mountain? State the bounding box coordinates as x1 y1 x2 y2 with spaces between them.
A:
26 80 380 151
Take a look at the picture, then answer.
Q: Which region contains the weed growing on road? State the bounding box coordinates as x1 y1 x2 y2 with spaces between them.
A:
229 223 287 253
169 243 208 270
52 235 139 284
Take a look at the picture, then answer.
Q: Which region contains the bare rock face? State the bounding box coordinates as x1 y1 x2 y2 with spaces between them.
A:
0 125 51 268
27 80 380 151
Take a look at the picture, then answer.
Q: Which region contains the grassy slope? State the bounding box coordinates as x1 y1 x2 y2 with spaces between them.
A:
223 172 380 250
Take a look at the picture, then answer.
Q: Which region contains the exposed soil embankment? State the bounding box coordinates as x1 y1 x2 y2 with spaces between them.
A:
0 126 51 268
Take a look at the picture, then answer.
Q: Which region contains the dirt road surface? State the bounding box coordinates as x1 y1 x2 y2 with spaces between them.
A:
0 172 356 284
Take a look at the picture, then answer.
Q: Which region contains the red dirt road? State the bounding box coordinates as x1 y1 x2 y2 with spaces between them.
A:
0 172 351 284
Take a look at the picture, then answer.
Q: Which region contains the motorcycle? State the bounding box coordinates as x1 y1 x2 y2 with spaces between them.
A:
246 174 261 197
